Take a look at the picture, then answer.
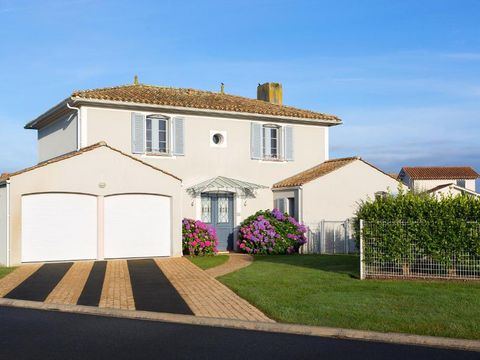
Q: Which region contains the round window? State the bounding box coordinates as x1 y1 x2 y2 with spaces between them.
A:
212 133 224 145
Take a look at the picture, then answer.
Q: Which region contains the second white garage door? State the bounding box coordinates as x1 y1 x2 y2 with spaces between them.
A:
104 194 171 259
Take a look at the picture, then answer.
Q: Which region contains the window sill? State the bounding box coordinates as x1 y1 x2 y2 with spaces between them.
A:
142 153 175 158
259 158 288 163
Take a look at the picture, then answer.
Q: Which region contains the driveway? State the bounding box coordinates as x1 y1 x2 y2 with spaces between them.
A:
0 306 477 360
0 257 271 321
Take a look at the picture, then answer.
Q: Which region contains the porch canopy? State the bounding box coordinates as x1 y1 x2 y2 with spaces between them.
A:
187 176 267 197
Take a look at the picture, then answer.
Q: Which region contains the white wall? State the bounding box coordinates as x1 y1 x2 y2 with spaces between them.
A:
84 105 330 225
413 179 476 192
7 146 182 265
0 185 7 265
301 160 401 223
38 111 78 162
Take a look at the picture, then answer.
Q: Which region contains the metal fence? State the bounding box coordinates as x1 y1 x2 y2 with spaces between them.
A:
359 220 480 280
301 220 357 254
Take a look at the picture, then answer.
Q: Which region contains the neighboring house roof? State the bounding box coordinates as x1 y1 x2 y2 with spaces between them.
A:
388 172 399 179
0 142 181 183
401 166 479 180
426 183 480 197
273 156 390 188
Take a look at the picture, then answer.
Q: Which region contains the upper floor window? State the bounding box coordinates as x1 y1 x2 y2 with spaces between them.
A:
456 179 466 188
263 125 280 160
131 112 184 156
146 115 169 154
250 122 293 162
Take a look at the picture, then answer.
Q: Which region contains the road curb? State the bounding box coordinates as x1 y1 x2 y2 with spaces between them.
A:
0 297 478 352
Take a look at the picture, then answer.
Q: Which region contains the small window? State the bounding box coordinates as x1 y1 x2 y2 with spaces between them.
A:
456 179 466 188
288 197 295 218
375 191 387 200
146 115 169 154
262 125 280 160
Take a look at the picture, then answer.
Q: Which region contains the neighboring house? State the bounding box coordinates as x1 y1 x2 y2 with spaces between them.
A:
398 166 480 194
426 183 480 199
0 80 398 266
272 157 400 223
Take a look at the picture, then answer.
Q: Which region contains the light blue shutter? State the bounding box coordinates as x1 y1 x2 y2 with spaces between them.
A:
251 123 262 159
284 126 294 161
278 198 286 213
172 117 185 156
131 113 145 154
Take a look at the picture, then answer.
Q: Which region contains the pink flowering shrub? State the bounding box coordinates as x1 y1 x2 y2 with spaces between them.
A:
182 218 218 256
238 209 307 255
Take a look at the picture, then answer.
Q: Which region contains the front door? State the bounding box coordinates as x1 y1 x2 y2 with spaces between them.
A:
201 193 234 251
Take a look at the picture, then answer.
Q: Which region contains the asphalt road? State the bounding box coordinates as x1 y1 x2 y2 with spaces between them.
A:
0 306 477 360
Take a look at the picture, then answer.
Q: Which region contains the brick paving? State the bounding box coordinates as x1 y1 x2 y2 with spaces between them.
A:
156 257 273 322
1 257 272 322
0 264 42 297
45 261 94 305
206 253 253 278
99 260 135 311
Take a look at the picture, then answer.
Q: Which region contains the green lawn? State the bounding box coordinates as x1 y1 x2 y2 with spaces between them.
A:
0 267 15 279
219 255 480 340
188 255 229 270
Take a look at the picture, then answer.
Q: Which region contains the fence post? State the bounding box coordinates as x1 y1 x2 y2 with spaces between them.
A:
321 220 325 254
345 220 349 254
360 219 365 280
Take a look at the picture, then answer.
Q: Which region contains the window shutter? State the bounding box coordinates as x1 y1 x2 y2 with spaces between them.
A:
284 125 294 161
131 112 145 154
172 117 185 156
251 122 262 159
273 198 280 210
278 198 286 213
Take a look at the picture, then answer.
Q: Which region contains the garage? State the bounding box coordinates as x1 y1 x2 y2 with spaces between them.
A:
21 193 98 262
0 143 183 266
104 194 171 259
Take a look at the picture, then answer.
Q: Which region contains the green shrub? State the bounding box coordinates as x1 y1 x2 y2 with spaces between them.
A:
355 188 480 265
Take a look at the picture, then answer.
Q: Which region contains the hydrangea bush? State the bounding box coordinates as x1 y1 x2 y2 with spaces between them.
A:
182 218 218 256
237 209 307 255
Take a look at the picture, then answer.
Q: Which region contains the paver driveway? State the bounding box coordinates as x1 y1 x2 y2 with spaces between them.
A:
0 257 272 322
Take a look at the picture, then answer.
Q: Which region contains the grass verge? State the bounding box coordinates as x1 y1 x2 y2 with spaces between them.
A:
219 255 480 339
0 267 16 280
188 255 229 270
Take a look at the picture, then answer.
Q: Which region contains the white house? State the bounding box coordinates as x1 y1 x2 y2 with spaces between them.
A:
398 166 480 195
272 157 400 223
0 80 399 265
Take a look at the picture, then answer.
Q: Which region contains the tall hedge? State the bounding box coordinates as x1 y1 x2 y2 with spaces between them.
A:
355 189 480 265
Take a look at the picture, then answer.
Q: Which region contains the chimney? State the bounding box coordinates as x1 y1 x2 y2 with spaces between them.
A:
257 82 282 105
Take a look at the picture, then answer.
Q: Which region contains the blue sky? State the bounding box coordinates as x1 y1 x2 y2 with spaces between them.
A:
1 0 479 176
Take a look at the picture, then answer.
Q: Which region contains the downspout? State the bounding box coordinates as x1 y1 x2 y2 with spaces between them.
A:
66 102 81 151
6 180 10 267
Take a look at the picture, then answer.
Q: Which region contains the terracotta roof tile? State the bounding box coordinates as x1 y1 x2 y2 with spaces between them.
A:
71 84 341 122
0 142 181 182
402 167 479 180
273 157 360 188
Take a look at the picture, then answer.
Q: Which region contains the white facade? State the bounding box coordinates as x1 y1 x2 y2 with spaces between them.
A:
2 145 182 265
273 159 401 223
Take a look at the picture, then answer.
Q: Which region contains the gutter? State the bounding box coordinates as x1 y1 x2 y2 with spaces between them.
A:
6 180 10 267
66 102 81 151
71 98 342 127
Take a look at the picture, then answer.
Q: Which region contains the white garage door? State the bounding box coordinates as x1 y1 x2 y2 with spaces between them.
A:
104 194 171 259
22 193 98 262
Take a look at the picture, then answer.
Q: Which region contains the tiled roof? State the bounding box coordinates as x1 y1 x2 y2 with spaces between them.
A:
0 142 181 182
71 84 341 122
273 157 360 188
402 166 479 180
